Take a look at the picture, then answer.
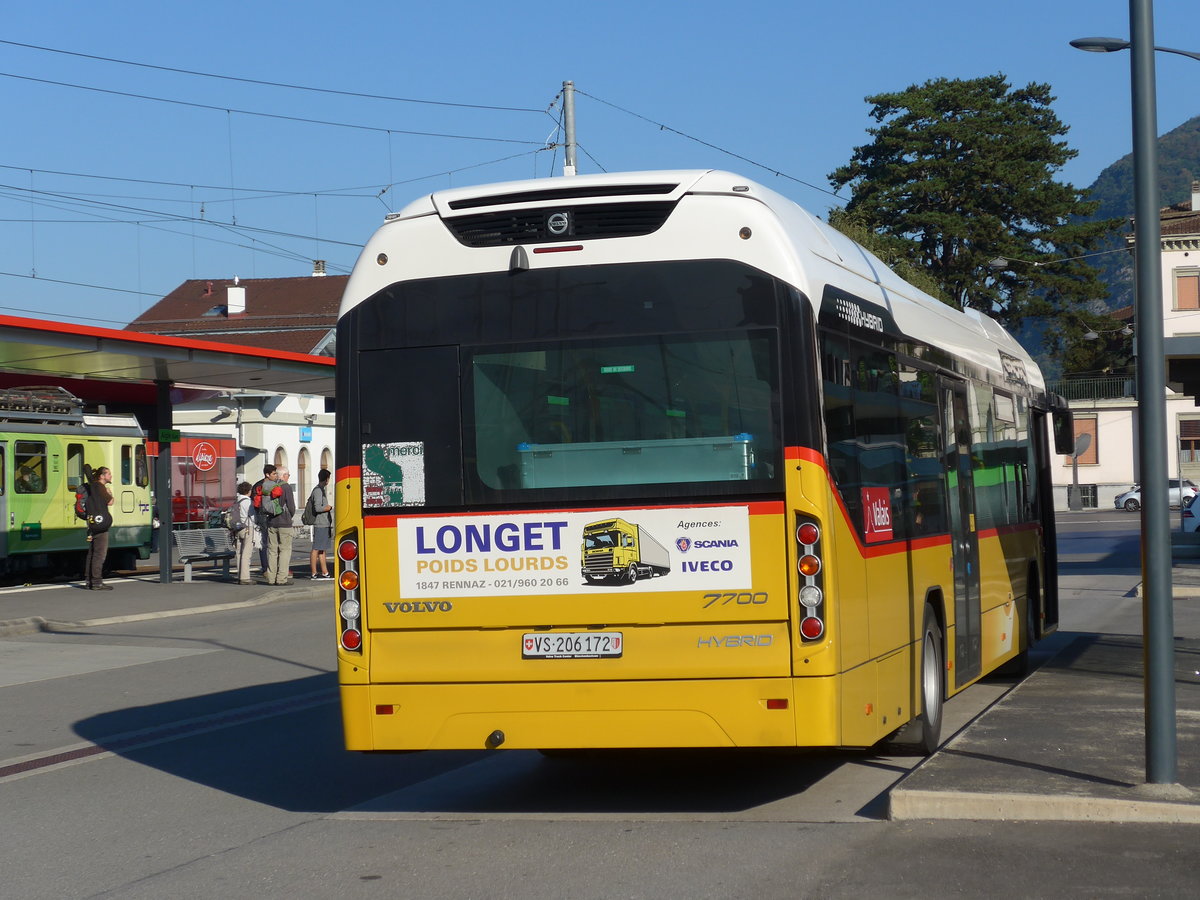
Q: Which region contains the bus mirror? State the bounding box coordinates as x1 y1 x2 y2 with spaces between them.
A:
1052 409 1075 456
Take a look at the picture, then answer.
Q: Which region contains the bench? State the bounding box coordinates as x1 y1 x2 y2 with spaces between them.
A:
173 527 236 582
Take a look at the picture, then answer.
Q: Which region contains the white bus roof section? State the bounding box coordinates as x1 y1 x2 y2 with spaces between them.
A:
0 314 336 398
349 170 1042 393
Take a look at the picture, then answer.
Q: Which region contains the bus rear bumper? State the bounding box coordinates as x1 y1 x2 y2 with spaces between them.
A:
341 677 842 751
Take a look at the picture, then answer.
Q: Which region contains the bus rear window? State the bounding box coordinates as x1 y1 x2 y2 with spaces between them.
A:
469 332 778 492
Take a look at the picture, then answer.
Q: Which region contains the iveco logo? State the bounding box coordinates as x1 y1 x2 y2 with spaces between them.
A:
546 211 571 235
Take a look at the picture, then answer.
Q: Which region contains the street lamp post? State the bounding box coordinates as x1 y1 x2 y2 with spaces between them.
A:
1072 0 1178 785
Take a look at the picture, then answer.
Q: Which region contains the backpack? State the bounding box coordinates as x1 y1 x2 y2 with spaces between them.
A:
74 464 94 521
301 490 318 526
260 479 284 517
223 497 248 533
84 482 111 534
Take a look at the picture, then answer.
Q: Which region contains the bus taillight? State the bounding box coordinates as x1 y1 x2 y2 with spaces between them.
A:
795 513 825 643
799 617 824 640
337 529 362 654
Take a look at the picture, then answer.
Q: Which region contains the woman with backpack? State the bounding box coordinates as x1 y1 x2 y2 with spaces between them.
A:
233 481 254 584
84 466 114 591
307 468 334 579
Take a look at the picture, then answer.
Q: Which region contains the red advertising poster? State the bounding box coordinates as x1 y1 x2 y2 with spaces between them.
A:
861 486 894 543
148 436 237 525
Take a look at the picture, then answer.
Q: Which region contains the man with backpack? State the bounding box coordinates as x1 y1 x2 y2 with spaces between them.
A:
251 464 277 573
260 465 296 585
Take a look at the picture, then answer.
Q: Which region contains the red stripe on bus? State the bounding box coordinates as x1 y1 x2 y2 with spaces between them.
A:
373 500 783 519
362 499 786 526
785 446 825 466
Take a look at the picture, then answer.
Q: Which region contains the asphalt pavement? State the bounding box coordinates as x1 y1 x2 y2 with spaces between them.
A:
0 531 332 637
2 521 1198 825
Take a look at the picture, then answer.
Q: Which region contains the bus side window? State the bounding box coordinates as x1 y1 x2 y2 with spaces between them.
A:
900 364 946 536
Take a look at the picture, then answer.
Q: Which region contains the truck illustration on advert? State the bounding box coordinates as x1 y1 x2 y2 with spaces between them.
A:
581 518 670 585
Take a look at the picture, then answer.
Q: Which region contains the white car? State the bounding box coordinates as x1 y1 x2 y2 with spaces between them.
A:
1114 478 1198 512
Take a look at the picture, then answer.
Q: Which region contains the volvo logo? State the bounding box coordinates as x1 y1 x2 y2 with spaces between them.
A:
546 211 571 236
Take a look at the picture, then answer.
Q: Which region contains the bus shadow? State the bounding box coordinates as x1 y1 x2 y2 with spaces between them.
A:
70 673 488 814
344 746 901 818
71 677 889 816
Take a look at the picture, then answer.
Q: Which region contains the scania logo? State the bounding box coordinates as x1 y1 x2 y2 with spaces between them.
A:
383 601 453 613
676 537 691 553
546 211 571 236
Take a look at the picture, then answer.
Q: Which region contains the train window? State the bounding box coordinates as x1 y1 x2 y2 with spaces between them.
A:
67 444 85 489
121 446 133 485
135 445 149 487
15 441 47 494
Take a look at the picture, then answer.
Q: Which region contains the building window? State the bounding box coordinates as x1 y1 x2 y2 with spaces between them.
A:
1174 268 1200 311
1066 417 1098 465
1182 419 1200 463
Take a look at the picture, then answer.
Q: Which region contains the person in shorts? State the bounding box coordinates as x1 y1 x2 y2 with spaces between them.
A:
308 468 334 579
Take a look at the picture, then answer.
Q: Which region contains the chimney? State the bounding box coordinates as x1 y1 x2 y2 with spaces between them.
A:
312 259 327 277
1192 180 1200 212
227 283 246 316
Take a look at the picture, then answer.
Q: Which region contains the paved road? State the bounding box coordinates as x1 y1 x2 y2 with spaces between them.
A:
0 516 1196 898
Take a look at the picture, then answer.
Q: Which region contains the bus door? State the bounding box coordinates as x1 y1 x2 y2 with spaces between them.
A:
1031 409 1060 634
941 378 981 686
0 442 7 561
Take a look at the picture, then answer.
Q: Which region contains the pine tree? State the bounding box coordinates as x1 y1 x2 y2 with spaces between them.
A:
828 74 1119 344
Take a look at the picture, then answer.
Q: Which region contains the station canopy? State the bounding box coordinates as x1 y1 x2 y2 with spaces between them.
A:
0 314 335 404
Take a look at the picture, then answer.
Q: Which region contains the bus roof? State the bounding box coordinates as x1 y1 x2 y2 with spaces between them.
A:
361 170 1043 395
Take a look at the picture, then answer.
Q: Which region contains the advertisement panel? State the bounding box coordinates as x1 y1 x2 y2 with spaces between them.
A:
394 505 752 598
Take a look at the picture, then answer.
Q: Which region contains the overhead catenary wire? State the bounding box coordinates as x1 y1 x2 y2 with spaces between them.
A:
0 38 550 114
574 88 843 201
0 149 549 208
0 71 549 145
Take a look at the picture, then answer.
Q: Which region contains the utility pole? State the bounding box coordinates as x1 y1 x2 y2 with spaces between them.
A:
1128 0 1177 786
562 80 577 176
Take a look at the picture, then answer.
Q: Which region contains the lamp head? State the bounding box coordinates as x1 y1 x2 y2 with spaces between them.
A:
1070 37 1131 53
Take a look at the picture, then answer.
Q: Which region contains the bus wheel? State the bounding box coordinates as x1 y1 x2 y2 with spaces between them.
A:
625 564 638 585
893 605 944 756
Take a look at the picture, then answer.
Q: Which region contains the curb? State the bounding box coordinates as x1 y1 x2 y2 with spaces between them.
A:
0 584 328 637
1136 582 1200 599
889 787 1200 824
0 617 49 638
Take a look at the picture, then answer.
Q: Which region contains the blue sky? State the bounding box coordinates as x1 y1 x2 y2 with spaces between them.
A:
1 1 1195 328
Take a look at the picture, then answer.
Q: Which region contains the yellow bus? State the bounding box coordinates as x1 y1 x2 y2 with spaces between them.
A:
333 170 1071 756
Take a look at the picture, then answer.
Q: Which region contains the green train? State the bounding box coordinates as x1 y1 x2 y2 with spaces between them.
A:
1 387 153 575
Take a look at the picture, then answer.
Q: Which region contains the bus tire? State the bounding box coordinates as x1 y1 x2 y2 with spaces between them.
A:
893 604 944 756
